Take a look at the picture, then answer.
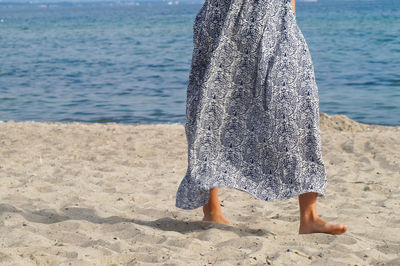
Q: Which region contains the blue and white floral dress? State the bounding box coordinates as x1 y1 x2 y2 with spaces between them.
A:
176 0 327 210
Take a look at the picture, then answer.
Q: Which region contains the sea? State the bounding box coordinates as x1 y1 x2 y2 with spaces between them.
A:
0 0 399 126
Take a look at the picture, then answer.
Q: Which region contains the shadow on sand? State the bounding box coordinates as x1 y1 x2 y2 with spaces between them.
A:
0 203 275 237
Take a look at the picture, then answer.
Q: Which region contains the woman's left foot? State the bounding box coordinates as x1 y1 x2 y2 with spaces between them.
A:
202 202 231 225
202 214 231 225
299 216 347 235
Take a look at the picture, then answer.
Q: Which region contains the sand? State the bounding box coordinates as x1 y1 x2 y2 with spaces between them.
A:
0 112 399 265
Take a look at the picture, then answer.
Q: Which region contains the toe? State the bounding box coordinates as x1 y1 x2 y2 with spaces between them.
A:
332 224 347 235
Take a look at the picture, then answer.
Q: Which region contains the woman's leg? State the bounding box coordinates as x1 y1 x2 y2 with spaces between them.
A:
298 192 347 234
202 187 231 224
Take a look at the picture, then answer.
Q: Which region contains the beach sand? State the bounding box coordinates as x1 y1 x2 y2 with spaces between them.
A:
0 112 399 265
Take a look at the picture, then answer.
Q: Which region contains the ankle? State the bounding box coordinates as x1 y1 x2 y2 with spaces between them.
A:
203 201 222 213
300 212 318 224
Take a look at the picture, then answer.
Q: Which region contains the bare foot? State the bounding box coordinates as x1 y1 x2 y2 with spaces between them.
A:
299 216 347 235
202 202 231 225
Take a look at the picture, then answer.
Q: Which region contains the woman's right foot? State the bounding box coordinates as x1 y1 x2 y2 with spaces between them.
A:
299 216 347 235
202 202 231 225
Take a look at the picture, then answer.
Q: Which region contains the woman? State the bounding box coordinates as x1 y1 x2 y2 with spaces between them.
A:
176 0 347 235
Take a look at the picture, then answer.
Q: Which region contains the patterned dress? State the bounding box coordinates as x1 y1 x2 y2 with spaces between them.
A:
175 0 327 210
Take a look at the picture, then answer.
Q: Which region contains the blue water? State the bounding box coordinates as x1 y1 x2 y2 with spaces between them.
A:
0 0 399 125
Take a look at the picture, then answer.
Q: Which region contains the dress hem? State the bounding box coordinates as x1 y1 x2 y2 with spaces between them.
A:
175 182 326 210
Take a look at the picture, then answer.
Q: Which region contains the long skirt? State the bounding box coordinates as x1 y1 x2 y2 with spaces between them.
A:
175 0 327 210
